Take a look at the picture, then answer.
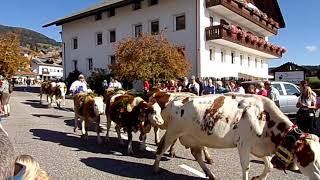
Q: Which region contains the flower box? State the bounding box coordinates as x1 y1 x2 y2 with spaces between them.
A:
281 47 287 54
250 35 258 44
238 30 247 41
257 38 266 47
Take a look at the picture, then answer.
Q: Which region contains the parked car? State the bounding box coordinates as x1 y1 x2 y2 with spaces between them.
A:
242 81 300 115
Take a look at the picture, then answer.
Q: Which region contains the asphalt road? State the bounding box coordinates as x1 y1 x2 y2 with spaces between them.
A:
1 88 307 180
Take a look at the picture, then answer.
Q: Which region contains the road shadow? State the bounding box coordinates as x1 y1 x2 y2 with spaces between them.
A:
32 114 73 119
30 128 169 160
22 100 49 109
250 160 301 174
80 157 202 180
54 107 74 112
13 86 40 93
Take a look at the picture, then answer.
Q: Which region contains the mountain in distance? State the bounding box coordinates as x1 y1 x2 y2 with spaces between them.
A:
0 24 61 48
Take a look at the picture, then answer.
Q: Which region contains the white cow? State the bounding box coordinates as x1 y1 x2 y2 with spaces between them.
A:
40 81 67 107
73 93 105 144
154 94 320 180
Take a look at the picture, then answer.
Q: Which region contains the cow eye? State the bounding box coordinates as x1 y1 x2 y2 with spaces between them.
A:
153 110 157 114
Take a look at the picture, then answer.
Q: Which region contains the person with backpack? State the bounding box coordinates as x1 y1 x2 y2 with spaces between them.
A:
0 76 11 117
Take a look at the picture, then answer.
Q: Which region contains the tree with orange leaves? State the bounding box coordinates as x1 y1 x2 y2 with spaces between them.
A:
0 31 29 78
110 32 191 82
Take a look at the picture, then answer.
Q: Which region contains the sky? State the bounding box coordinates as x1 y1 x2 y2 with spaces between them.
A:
0 0 319 67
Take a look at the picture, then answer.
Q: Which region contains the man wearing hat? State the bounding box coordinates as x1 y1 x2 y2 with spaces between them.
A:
69 74 88 95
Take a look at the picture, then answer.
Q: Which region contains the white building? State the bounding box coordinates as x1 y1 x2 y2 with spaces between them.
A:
44 0 285 80
31 58 63 80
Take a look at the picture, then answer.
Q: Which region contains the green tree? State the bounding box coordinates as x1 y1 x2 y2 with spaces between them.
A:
110 32 191 82
0 31 29 78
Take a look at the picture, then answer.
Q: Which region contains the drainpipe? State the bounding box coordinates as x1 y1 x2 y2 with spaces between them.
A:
196 0 200 77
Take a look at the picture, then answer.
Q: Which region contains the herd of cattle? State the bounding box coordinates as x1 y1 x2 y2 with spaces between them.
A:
39 82 320 180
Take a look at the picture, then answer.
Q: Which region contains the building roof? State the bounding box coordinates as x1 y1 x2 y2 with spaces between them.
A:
32 57 62 67
43 0 131 27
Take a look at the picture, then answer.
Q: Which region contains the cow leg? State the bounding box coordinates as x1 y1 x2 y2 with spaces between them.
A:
251 156 272 180
115 125 124 145
238 146 251 180
154 126 160 145
203 147 213 164
96 117 103 145
191 147 216 180
105 114 111 143
74 115 78 132
40 92 43 104
139 133 147 151
154 131 181 173
127 130 134 155
81 119 88 140
168 139 178 158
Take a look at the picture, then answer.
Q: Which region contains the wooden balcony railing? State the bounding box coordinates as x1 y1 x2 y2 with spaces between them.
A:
206 0 279 35
205 25 285 58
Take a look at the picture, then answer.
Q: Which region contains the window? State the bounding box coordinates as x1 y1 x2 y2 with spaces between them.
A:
210 49 213 61
255 58 258 68
221 50 225 63
108 8 115 17
110 55 116 64
175 14 186 31
88 58 93 70
109 30 116 43
50 69 53 72
96 33 103 45
95 12 102 20
134 24 143 37
284 84 300 96
43 68 48 72
149 0 158 6
231 52 235 64
133 1 141 10
73 60 78 71
210 17 214 26
240 54 243 65
261 60 263 68
72 37 78 49
57 70 59 72
151 20 159 35
272 83 284 95
248 56 251 67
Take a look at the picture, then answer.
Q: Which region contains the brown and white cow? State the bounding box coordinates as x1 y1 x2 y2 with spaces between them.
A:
40 81 67 107
153 94 320 180
107 94 163 155
149 91 213 164
73 92 104 144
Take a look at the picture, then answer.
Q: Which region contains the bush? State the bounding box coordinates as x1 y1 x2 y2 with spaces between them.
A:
307 76 320 89
87 69 112 95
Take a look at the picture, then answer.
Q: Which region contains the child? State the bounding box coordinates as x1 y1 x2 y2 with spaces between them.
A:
15 155 49 180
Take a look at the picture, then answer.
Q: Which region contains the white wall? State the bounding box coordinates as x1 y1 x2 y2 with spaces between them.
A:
198 0 269 79
62 0 197 78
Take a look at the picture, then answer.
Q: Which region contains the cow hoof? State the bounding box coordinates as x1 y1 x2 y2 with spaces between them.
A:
169 152 176 158
206 158 214 165
251 176 259 180
127 150 134 156
73 128 77 132
155 141 159 146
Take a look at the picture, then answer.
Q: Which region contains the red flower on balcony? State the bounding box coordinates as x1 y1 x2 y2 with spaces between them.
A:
238 29 247 41
281 47 287 54
250 35 258 44
257 38 266 47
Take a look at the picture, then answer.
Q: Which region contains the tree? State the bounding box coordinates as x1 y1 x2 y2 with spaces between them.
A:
110 32 191 82
0 31 29 78
317 70 320 80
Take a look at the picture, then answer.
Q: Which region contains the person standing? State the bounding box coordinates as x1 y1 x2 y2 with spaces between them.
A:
256 82 268 97
233 81 245 94
202 79 215 95
69 74 88 95
0 76 11 117
188 76 200 96
264 81 280 107
215 81 228 94
167 80 177 93
196 78 204 96
143 79 151 92
108 77 122 89
102 80 109 89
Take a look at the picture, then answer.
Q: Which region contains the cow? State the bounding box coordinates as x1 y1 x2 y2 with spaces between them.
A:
73 92 104 144
107 94 163 155
153 94 320 180
40 81 67 107
149 91 213 164
104 88 126 143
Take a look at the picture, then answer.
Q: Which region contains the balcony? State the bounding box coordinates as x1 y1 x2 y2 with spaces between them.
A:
206 0 279 36
205 25 286 58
